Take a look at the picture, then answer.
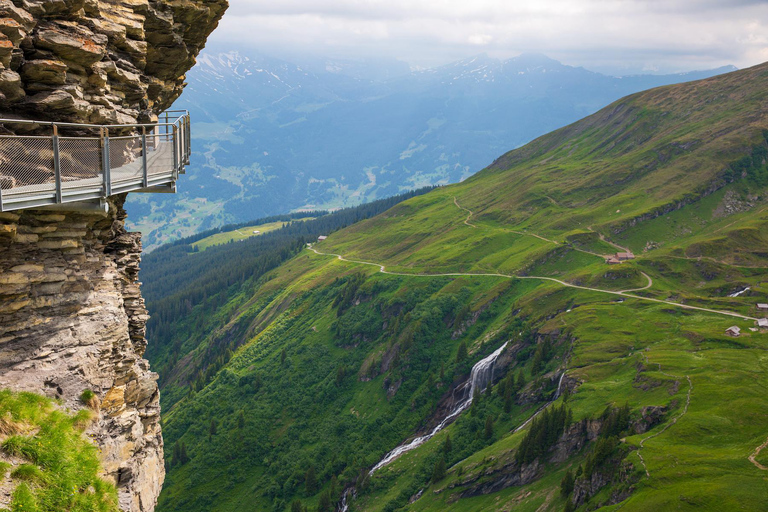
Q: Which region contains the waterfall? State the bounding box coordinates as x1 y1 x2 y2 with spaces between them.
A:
367 341 508 475
512 371 566 434
338 488 354 512
338 341 509 511
728 287 750 298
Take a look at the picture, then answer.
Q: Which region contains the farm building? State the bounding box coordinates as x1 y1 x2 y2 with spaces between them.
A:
616 252 635 261
757 303 768 311
725 326 741 337
317 236 328 242
758 318 768 329
605 257 621 265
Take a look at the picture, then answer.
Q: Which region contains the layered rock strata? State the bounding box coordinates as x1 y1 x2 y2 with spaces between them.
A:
0 0 227 125
0 195 161 511
0 0 226 509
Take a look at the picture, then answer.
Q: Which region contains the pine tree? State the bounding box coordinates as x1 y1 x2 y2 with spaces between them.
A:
209 419 217 440
504 375 514 413
305 465 317 494
456 341 468 363
291 500 304 512
470 387 481 415
484 415 494 439
281 348 287 364
532 345 544 374
504 392 513 413
335 365 346 386
560 470 574 497
443 434 452 453
431 455 446 483
515 369 526 391
237 410 245 429
180 442 189 464
317 490 331 512
171 441 180 467
330 475 338 499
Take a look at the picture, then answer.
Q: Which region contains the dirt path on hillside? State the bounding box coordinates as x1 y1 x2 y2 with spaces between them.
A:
507 229 560 245
454 197 478 228
749 437 768 470
587 225 632 254
620 272 653 293
307 247 757 321
636 351 693 478
453 197 560 245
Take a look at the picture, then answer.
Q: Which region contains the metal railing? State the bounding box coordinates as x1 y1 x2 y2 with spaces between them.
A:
0 110 191 212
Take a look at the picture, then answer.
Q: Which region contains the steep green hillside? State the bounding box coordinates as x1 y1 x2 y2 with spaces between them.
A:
142 188 435 410
153 63 768 512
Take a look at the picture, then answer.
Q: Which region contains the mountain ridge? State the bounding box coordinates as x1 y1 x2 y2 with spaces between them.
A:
126 50 736 250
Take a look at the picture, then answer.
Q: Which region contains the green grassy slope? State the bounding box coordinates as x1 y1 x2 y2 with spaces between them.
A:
0 390 119 512
155 63 768 512
192 217 314 251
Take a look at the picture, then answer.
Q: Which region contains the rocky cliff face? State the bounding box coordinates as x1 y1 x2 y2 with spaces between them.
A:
0 196 163 510
0 0 227 125
0 0 226 509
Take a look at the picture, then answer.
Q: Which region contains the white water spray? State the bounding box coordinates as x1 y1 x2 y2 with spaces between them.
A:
339 342 510 510
512 371 566 434
729 287 750 298
367 342 509 475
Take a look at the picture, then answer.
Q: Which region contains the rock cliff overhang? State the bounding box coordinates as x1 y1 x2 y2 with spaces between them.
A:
0 0 227 124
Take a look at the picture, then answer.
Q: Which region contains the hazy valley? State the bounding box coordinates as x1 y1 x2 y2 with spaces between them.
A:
125 48 734 250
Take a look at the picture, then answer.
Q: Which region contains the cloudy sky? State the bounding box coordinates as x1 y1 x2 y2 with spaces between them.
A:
210 0 768 74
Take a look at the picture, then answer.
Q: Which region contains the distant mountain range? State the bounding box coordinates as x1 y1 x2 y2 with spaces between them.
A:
125 47 735 249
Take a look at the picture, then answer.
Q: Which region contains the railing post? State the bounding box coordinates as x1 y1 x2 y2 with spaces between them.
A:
102 127 111 196
52 125 62 204
142 126 148 187
186 114 191 164
172 123 178 179
0 183 3 212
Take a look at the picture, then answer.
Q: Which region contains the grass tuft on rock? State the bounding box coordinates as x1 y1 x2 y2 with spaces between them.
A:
0 389 119 512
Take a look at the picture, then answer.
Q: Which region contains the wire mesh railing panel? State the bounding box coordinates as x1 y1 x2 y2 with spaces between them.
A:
0 136 55 196
0 112 189 210
59 137 102 190
148 134 174 177
109 136 143 184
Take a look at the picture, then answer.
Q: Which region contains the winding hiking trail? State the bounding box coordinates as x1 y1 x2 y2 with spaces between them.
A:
454 197 477 228
306 196 760 494
636 351 693 478
587 225 632 254
307 246 757 321
749 437 768 470
620 272 653 293
453 197 560 245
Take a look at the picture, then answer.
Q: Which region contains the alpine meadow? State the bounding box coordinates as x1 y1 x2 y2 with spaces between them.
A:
146 62 768 511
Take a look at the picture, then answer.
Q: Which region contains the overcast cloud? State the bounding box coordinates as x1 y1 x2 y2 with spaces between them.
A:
211 0 768 74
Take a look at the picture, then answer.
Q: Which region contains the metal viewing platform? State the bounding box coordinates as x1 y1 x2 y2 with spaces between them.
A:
0 110 190 212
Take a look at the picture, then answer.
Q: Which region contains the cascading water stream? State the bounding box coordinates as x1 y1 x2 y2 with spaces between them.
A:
337 341 509 511
369 341 509 475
